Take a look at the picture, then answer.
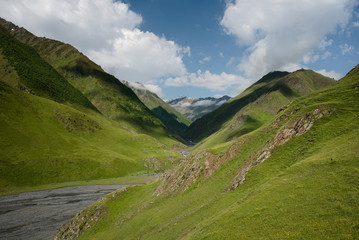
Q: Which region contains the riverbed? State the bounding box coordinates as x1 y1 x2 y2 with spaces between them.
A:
0 184 129 240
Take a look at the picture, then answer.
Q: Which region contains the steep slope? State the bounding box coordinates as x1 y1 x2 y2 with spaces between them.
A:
0 26 96 111
167 95 231 121
0 24 182 192
56 65 359 240
185 70 335 146
0 18 172 140
122 81 191 139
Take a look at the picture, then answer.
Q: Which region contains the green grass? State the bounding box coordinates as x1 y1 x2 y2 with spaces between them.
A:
0 25 96 111
185 69 335 144
0 19 179 146
0 81 182 191
65 65 359 239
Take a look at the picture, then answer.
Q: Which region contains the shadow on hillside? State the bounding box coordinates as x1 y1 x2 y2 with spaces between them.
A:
185 80 297 142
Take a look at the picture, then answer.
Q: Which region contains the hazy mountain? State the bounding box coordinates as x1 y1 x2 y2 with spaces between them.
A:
166 95 231 121
57 65 359 240
122 80 191 140
185 69 335 144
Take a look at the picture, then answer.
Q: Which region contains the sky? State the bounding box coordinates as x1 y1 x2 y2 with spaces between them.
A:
0 0 358 100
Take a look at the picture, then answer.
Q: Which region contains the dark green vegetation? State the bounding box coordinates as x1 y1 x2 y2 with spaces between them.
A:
123 81 191 141
58 66 359 239
185 69 335 146
0 22 182 193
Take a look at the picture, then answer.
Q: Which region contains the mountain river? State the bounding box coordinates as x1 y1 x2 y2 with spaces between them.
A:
0 184 130 240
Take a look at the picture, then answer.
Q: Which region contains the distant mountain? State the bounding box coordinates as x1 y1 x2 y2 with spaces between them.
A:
122 81 191 140
185 69 336 145
0 21 182 191
167 95 231 121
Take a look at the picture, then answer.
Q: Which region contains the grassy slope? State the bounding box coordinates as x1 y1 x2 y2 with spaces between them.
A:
63 66 359 240
0 24 182 193
187 70 335 150
0 26 96 111
0 81 181 191
0 18 175 142
125 82 191 138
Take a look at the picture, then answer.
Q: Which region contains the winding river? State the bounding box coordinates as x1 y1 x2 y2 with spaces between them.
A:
0 184 130 240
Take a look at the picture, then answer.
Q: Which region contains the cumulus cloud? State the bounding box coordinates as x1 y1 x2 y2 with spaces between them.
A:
165 70 249 91
0 0 188 85
221 0 356 78
315 69 343 80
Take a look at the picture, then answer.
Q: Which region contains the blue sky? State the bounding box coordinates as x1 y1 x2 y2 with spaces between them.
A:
0 0 358 99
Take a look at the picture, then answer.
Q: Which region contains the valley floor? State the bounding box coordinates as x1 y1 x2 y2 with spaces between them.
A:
0 184 134 240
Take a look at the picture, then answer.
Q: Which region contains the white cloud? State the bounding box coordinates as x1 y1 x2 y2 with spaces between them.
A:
165 70 248 91
171 101 192 108
88 28 188 83
353 21 359 27
144 84 165 98
318 38 333 51
221 0 356 78
321 51 332 59
340 43 355 55
199 56 211 64
192 100 216 107
316 69 343 80
0 0 188 85
125 81 165 98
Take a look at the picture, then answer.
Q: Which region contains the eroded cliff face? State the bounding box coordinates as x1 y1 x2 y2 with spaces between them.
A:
154 142 243 196
227 107 333 191
154 106 333 196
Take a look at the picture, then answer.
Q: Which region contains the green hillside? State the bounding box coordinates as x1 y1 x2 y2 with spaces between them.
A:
185 69 335 148
56 65 359 240
0 23 182 193
0 25 96 111
123 81 191 140
0 18 173 140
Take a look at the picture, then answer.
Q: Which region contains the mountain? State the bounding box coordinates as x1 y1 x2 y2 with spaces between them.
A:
56 65 359 240
185 69 335 145
0 22 182 192
0 18 172 140
166 95 231 121
122 80 191 140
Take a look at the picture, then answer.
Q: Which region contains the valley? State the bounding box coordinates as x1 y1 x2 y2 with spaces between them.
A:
0 12 358 240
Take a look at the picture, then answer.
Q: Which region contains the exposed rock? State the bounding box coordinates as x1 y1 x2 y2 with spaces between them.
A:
229 114 249 131
227 108 332 191
154 142 243 196
54 110 101 133
55 187 128 240
144 157 166 171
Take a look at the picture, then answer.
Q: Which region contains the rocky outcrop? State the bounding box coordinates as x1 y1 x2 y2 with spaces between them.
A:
55 187 128 240
227 107 332 190
154 142 243 196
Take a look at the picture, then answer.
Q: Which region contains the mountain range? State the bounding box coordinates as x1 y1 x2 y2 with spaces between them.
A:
0 18 358 240
166 95 231 121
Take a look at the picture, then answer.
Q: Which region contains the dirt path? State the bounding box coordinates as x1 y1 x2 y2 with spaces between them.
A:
0 184 130 240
